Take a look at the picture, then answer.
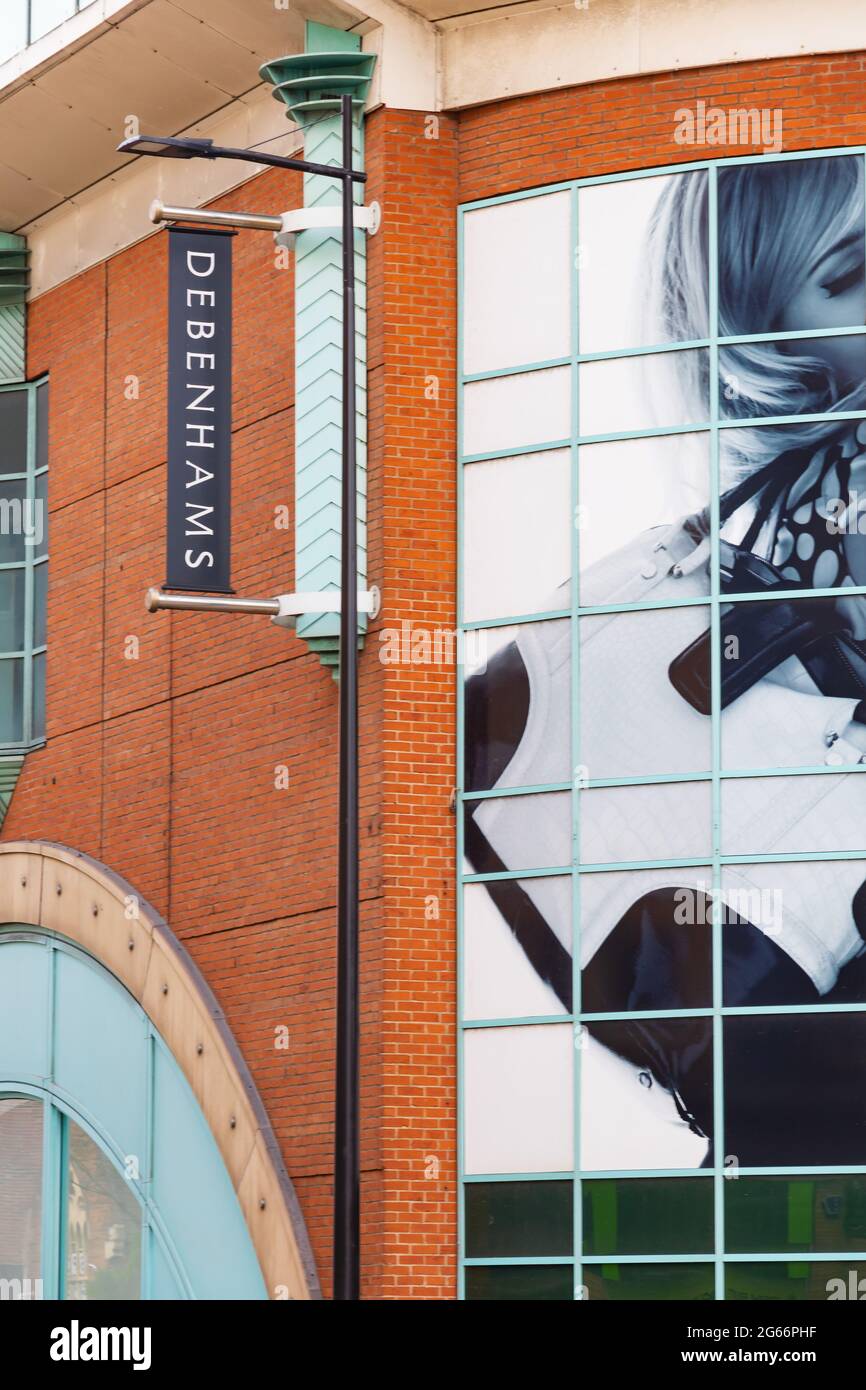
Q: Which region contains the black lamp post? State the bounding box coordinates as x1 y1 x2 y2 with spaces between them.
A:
119 94 364 1301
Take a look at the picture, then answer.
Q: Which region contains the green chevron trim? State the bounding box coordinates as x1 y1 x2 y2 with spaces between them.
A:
261 24 374 668
0 754 25 829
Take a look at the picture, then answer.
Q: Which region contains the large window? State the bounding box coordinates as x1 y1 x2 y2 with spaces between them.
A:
0 380 47 749
459 150 866 1299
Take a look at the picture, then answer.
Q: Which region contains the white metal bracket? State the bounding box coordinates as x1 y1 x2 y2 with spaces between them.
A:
271 585 381 630
274 202 381 250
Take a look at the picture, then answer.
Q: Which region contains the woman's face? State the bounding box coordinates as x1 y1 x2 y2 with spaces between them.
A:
778 229 866 391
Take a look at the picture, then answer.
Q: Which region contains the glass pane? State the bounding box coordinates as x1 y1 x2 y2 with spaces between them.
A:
726 1176 866 1255
464 620 571 793
719 598 866 772
466 1180 572 1258
36 384 48 473
34 562 47 649
30 0 77 43
578 170 708 354
0 2 28 65
463 450 570 623
65 1119 142 1300
0 391 27 474
724 1014 866 1167
581 870 713 1014
0 658 24 743
0 1097 42 1297
462 192 572 375
464 1024 573 1176
0 568 24 652
580 606 712 780
579 350 709 437
583 1178 713 1256
580 779 712 864
578 432 710 602
32 651 45 743
465 791 570 874
726 1261 866 1302
463 875 571 1020
34 472 47 558
717 155 865 339
463 367 571 458
720 857 866 1008
720 335 866 420
581 1019 713 1171
583 1262 713 1301
465 1265 573 1300
0 480 27 565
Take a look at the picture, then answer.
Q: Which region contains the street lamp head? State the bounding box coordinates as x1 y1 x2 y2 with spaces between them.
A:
117 134 216 159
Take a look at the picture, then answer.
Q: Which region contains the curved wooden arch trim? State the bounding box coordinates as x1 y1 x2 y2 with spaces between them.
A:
0 839 320 1302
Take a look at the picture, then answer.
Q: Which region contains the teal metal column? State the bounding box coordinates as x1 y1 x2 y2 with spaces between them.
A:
261 24 376 669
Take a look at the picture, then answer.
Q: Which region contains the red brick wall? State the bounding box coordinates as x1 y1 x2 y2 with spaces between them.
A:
8 47 866 1299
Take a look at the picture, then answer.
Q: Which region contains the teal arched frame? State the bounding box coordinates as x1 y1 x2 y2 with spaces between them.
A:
0 926 269 1300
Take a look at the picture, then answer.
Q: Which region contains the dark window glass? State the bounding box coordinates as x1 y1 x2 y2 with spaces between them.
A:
466 1181 572 1259
31 652 45 743
724 1014 866 1167
0 568 24 652
725 1261 866 1302
36 385 47 473
34 562 46 650
0 658 24 743
465 1264 573 1300
583 1262 714 1301
583 1178 713 1256
0 392 27 475
0 480 27 565
726 1176 866 1254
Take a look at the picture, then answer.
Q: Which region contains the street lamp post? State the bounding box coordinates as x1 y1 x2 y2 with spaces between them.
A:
119 94 364 1300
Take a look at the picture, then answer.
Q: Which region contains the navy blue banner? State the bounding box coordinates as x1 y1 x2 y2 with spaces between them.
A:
166 227 233 592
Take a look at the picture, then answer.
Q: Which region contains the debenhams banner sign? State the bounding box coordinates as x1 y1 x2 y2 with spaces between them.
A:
166 227 233 592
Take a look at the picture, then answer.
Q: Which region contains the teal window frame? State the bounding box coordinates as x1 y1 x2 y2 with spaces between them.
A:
457 144 866 1300
0 377 47 752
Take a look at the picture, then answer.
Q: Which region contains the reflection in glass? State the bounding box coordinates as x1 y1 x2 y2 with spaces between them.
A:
0 391 26 473
466 1180 572 1258
583 1178 713 1256
65 1119 141 1300
583 1262 713 1301
463 449 570 623
465 1265 573 1300
724 1014 866 1167
581 1019 713 1172
464 619 570 793
463 876 571 1020
0 480 27 565
32 651 45 743
726 1176 866 1255
726 1262 866 1302
0 1097 42 1295
465 791 570 874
